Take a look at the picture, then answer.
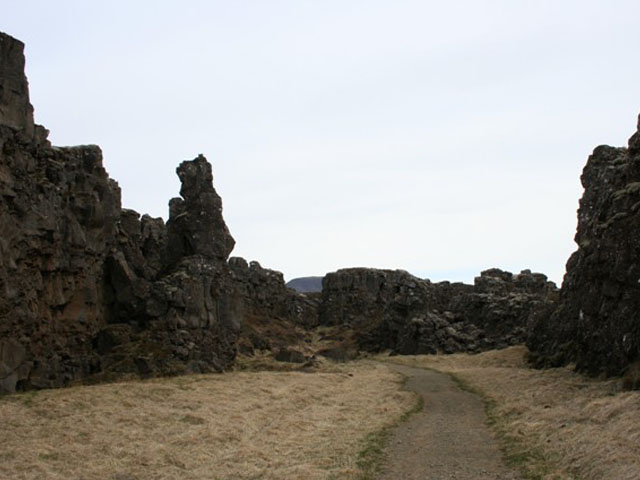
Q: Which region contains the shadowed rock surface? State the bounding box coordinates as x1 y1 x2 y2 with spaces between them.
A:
320 267 557 355
528 115 640 380
0 33 34 137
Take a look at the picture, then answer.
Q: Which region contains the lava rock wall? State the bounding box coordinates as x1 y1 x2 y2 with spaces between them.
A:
320 267 557 355
528 116 640 377
0 31 313 393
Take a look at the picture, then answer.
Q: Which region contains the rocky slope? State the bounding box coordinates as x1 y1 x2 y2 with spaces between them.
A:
320 267 557 355
528 115 640 380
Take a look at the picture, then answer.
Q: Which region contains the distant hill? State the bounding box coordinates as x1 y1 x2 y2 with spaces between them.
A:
286 276 324 293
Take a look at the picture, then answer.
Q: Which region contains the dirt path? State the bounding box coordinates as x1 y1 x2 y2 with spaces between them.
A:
377 364 522 480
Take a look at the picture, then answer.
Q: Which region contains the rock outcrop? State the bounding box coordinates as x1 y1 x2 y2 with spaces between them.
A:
97 155 244 383
528 115 640 378
1 30 577 393
0 137 121 391
229 258 320 354
166 156 235 265
0 31 328 393
0 32 263 392
320 267 557 355
0 109 244 392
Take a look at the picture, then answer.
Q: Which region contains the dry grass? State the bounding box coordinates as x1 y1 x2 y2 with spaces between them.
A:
0 362 415 480
383 346 640 480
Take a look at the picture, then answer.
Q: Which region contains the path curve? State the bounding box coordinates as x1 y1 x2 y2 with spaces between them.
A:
377 363 522 480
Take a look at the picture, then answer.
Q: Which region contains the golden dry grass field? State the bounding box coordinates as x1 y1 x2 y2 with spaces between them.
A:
0 362 415 480
2 347 638 480
385 346 640 480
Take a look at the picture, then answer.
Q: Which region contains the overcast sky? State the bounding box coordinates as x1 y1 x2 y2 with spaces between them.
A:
4 1 640 284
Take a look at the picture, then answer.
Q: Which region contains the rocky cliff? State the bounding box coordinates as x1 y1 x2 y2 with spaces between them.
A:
0 31 314 393
0 73 244 392
0 31 573 394
528 116 640 380
320 267 557 355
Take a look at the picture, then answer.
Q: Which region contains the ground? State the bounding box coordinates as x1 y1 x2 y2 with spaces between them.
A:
377 364 521 479
1 347 639 480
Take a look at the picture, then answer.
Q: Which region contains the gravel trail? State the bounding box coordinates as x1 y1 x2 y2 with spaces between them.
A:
377 364 522 480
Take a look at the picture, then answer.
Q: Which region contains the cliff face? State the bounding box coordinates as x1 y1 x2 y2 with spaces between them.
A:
528 116 640 378
0 68 244 391
0 33 122 392
0 31 316 393
320 267 557 355
0 137 121 391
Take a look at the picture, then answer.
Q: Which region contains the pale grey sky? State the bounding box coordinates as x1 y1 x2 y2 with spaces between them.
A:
5 1 640 284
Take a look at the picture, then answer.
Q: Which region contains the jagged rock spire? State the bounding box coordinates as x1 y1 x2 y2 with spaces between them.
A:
166 154 235 264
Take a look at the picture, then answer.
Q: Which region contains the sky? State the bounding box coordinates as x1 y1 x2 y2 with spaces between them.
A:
4 1 640 285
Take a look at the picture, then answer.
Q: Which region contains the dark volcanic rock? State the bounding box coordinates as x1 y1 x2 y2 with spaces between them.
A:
528 115 640 378
0 136 244 392
319 268 435 351
320 267 557 355
0 32 247 392
446 269 558 350
93 155 247 382
229 258 321 353
0 137 121 391
0 33 34 137
0 30 574 392
167 155 235 265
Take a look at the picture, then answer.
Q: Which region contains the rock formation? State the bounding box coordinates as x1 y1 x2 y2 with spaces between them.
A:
0 52 244 390
528 115 640 379
0 31 572 393
0 31 314 393
229 257 320 354
0 33 34 137
320 267 557 355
